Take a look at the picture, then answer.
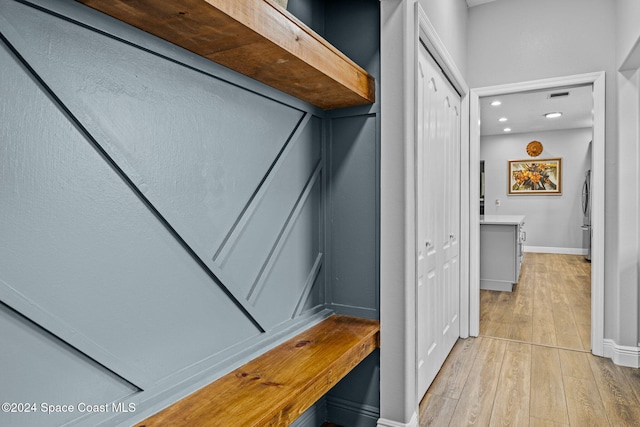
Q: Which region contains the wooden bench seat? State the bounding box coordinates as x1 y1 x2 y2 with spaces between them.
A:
136 314 380 426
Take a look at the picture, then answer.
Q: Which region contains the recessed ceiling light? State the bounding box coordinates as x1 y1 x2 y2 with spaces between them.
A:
498 117 508 122
503 127 512 132
491 100 502 106
545 112 563 119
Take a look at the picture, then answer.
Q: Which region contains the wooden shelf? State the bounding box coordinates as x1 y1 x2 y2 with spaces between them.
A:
134 314 380 426
76 0 375 110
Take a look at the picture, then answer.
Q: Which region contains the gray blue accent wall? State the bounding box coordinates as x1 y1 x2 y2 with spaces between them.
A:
0 0 379 425
323 1 381 425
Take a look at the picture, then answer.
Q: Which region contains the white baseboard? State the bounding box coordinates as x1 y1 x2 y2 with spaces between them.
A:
377 411 418 427
603 339 640 368
524 246 588 255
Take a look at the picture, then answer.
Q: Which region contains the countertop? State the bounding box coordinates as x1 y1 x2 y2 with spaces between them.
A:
480 215 525 225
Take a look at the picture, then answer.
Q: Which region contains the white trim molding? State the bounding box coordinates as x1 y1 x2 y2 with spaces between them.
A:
379 1 470 426
603 339 640 368
469 72 606 358
524 246 588 256
379 1 419 425
377 412 419 427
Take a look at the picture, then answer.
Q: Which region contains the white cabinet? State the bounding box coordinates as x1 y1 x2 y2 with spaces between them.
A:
480 215 526 292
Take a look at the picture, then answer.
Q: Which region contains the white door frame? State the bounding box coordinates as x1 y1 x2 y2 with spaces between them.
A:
468 72 606 357
379 1 469 424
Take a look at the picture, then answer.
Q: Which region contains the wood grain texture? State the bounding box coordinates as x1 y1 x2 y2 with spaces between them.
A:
530 345 569 424
426 337 480 399
422 255 640 427
489 342 531 426
75 0 375 110
418 393 458 427
135 314 379 426
563 376 609 427
558 349 592 380
422 335 640 426
529 417 569 427
589 355 640 426
448 337 506 426
480 253 591 351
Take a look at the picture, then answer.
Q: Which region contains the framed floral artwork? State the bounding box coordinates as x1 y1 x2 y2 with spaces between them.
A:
508 158 562 195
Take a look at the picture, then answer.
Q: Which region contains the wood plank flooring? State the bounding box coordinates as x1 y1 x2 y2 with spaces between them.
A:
480 253 591 351
420 253 640 426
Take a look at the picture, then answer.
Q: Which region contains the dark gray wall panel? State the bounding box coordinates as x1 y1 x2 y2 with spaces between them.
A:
0 0 381 424
324 0 381 422
287 0 325 36
298 265 326 316
251 176 323 328
214 116 322 303
0 0 323 331
329 115 378 312
325 0 381 87
0 37 260 385
326 351 380 427
0 0 302 262
0 304 138 427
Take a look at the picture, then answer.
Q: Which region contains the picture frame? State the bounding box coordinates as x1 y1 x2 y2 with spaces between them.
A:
508 158 562 195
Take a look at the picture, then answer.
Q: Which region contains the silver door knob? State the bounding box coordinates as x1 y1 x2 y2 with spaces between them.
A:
449 234 455 239
425 240 432 248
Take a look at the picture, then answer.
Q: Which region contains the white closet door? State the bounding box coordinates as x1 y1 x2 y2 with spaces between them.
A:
416 42 461 398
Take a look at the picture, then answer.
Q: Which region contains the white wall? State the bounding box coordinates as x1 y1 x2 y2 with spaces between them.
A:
467 0 638 349
418 0 468 78
380 0 469 425
467 0 616 88
481 128 591 252
616 0 640 351
616 0 640 69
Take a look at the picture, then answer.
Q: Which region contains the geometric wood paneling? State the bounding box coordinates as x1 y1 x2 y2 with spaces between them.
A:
2 0 324 331
329 115 378 314
1 0 305 261
0 1 327 424
0 303 139 427
214 115 323 328
0 29 262 387
0 0 382 424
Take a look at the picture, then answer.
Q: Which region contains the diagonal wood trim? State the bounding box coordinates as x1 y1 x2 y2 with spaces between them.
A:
246 161 322 303
75 0 375 110
135 314 379 426
212 112 312 266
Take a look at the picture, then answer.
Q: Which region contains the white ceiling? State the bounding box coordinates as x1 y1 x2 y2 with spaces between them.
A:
466 1 594 136
480 85 594 136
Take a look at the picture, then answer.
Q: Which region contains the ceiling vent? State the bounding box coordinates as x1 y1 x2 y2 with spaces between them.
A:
548 91 570 99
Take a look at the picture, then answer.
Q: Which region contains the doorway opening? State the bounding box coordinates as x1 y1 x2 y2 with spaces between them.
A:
468 72 606 357
478 84 592 351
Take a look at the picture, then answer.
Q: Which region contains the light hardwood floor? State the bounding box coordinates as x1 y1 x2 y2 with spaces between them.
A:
420 253 640 426
480 253 591 351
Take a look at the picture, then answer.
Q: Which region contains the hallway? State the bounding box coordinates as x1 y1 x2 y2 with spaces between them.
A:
419 253 640 426
480 253 591 352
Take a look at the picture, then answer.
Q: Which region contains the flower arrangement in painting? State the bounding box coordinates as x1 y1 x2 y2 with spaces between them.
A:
509 158 561 194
